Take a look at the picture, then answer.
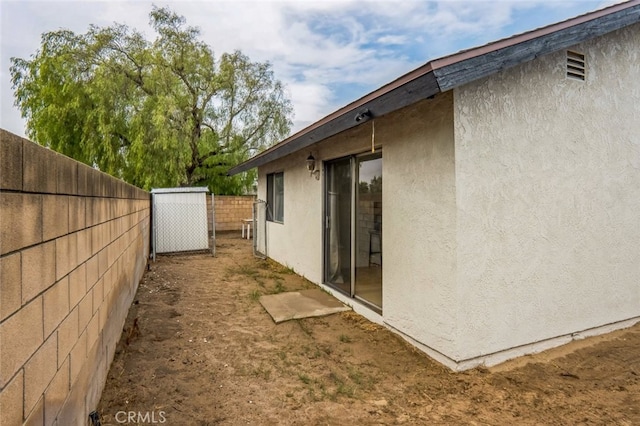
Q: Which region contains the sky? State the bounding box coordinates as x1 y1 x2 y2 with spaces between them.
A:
0 0 622 139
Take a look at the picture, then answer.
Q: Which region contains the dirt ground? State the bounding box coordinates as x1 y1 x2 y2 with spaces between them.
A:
98 235 640 425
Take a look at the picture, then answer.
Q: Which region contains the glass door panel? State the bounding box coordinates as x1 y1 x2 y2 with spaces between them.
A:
354 154 382 311
324 158 352 295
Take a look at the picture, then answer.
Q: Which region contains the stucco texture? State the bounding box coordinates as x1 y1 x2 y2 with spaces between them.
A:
381 93 458 359
257 23 640 369
258 94 459 359
453 23 640 361
257 119 395 283
258 149 324 283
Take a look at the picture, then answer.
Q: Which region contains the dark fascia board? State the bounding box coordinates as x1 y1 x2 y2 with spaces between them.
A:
228 0 640 176
434 3 640 91
228 71 439 175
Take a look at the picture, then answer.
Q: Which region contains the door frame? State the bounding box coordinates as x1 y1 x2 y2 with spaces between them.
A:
322 155 352 296
322 150 382 313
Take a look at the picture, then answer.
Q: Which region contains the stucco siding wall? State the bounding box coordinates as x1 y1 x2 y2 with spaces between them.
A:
382 93 458 358
453 23 640 360
258 94 458 357
259 150 324 283
257 122 380 283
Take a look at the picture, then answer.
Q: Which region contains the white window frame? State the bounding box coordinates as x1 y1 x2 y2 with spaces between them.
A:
267 171 284 223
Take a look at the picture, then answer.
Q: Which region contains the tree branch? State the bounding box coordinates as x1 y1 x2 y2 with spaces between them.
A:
242 111 273 146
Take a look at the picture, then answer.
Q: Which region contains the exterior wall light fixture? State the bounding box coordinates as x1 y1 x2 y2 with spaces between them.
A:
306 153 320 180
355 108 371 122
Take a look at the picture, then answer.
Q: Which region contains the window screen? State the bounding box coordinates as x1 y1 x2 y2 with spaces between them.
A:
267 172 284 223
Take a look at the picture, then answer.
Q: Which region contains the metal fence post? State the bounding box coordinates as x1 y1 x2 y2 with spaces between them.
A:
253 200 267 259
211 192 216 257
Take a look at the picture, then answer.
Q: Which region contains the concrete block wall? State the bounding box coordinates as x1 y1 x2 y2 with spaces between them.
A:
0 130 150 426
208 195 256 232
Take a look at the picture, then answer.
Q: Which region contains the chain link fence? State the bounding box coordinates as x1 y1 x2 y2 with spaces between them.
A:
253 200 267 258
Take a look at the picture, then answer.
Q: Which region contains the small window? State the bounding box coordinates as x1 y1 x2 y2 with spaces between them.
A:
567 50 585 81
267 172 284 223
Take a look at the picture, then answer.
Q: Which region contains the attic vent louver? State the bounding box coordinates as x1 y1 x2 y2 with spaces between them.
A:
567 51 586 81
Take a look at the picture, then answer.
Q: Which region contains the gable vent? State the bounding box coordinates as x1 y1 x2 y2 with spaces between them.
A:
566 50 586 81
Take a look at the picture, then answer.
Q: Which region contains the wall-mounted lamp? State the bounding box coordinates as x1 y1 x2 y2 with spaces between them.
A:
306 153 320 180
355 108 372 123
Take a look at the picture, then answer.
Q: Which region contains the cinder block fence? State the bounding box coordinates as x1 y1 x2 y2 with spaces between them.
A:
0 130 150 425
208 195 256 233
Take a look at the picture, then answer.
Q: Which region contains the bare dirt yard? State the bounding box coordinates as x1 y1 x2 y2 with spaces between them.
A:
98 235 640 425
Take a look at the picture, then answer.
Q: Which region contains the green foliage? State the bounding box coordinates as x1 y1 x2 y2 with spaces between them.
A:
10 6 292 193
298 373 312 385
249 289 261 301
359 175 382 194
339 334 352 343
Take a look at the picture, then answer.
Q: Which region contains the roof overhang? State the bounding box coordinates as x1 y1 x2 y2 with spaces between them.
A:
151 187 209 194
228 0 640 176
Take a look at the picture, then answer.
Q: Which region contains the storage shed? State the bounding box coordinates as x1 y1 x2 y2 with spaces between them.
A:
151 187 210 256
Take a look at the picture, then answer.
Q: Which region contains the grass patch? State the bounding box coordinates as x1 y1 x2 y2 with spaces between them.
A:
227 264 261 279
252 363 272 381
298 320 313 336
294 368 367 402
298 373 312 385
249 289 261 301
272 281 286 294
339 334 352 343
319 344 332 356
348 368 364 385
325 371 355 400
336 381 355 398
264 272 283 280
262 259 294 275
241 266 261 278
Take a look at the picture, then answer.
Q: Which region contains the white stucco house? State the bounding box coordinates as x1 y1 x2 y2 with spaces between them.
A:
229 1 640 370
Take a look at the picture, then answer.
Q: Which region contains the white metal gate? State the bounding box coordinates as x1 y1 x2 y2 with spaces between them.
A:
151 187 210 257
253 199 267 258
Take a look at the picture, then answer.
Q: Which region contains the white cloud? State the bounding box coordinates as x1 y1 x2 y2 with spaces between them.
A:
377 35 407 45
1 0 612 138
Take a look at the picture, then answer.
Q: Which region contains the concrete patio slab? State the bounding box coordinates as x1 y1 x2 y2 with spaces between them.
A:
259 289 350 323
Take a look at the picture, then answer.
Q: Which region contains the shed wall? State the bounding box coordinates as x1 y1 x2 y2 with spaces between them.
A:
153 191 208 253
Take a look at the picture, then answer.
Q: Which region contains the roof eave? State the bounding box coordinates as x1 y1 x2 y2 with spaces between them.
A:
228 65 438 175
433 1 640 91
228 0 640 176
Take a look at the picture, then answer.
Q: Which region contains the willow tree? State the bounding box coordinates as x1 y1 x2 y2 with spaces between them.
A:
10 7 292 193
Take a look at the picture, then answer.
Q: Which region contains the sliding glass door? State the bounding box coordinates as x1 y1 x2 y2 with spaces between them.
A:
324 158 352 295
324 153 382 312
354 154 382 310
